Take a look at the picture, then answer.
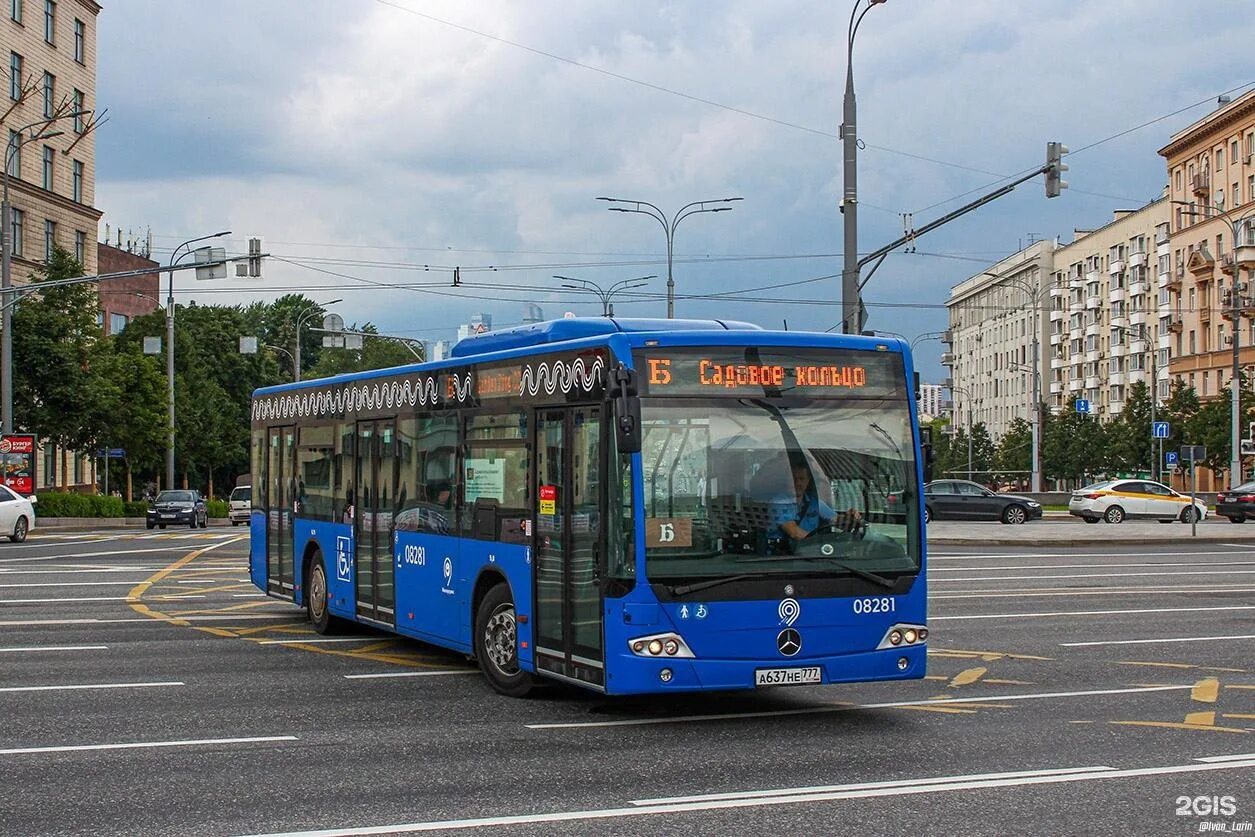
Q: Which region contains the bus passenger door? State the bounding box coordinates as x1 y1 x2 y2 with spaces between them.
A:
534 406 605 689
266 426 296 597
355 419 397 624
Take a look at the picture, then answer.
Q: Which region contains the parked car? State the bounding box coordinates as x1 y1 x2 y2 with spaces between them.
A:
1068 479 1207 524
1214 481 1255 523
229 484 252 526
146 490 208 530
0 485 35 542
922 480 1042 524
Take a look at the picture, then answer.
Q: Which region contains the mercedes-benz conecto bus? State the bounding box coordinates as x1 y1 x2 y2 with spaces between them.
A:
249 318 927 696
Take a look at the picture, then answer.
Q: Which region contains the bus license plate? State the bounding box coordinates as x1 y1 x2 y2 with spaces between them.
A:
755 666 821 687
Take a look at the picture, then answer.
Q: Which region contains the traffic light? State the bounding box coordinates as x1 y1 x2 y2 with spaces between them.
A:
247 237 262 277
1045 142 1069 198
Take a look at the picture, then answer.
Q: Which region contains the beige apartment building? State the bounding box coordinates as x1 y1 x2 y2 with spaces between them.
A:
1045 199 1171 418
943 239 1055 440
1158 91 1255 490
2 0 102 491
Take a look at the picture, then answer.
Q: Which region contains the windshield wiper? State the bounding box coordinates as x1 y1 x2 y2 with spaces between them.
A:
736 556 897 589
669 572 779 597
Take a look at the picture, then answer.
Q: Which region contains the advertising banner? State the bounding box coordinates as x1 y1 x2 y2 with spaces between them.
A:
0 435 36 496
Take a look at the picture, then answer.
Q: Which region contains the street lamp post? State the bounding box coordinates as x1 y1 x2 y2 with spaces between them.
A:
841 0 888 334
293 298 342 382
981 271 1044 493
596 196 741 318
165 231 231 490
555 275 654 316
946 383 974 481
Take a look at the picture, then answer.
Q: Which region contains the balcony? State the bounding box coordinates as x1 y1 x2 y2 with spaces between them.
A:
1085 295 1101 310
1192 171 1210 197
1128 369 1148 384
1109 259 1125 275
1050 308 1064 322
1068 378 1084 392
939 352 955 366
1049 381 1063 395
1110 315 1129 329
1200 302 1212 322
1110 343 1126 357
1187 243 1216 277
1128 252 1147 268
1109 287 1126 303
1084 349 1101 364
1238 241 1255 269
1051 355 1065 369
1156 226 1170 246
1167 316 1183 333
1085 322 1101 337
1085 270 1099 284
1109 371 1126 386
1129 338 1148 354
1129 310 1148 326
940 329 953 344
1168 266 1184 290
1050 332 1063 346
1085 375 1101 389
1221 253 1236 275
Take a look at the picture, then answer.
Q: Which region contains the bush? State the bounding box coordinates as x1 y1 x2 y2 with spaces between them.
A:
35 492 125 518
124 500 149 517
207 499 229 519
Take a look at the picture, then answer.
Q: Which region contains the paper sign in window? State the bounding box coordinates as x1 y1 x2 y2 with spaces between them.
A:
645 518 693 548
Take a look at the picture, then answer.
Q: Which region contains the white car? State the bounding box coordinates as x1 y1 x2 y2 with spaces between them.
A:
1069 479 1207 524
0 485 35 542
229 485 252 526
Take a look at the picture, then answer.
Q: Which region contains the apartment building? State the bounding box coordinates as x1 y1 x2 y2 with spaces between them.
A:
2 0 100 275
1045 199 1171 417
943 239 1055 439
917 383 944 421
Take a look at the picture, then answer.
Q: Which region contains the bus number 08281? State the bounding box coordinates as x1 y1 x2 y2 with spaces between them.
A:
853 597 895 614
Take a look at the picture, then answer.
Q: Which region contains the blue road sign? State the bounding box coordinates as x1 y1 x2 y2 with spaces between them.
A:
1152 421 1170 439
1075 399 1091 414
1165 451 1179 467
96 448 126 459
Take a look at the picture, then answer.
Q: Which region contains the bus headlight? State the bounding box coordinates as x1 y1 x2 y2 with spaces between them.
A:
628 633 695 658
877 623 928 650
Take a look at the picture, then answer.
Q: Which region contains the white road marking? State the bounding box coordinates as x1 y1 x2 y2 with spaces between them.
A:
343 670 478 679
932 605 1255 621
232 756 1255 837
524 685 1192 730
0 546 229 565
632 764 1117 805
1196 752 1255 763
0 613 296 626
0 645 107 653
934 569 1255 582
932 585 1255 599
0 735 296 755
0 595 206 604
0 580 158 588
0 567 155 576
1060 635 1255 647
931 561 1255 572
0 680 183 693
928 549 1251 561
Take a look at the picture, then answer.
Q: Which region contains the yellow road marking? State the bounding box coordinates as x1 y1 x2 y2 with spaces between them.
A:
1117 661 1247 673
1223 713 1255 720
984 678 1035 686
1192 678 1221 703
949 667 987 687
895 704 978 715
929 648 1053 662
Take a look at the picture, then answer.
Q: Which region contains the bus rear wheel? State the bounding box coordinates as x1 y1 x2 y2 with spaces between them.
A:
475 583 534 698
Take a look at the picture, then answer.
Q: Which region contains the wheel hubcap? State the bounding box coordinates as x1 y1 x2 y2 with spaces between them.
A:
310 567 326 621
485 604 519 675
1009 508 1025 523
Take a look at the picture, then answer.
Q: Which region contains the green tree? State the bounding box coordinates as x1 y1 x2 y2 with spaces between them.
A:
79 338 167 499
306 323 422 378
1183 374 1255 482
1043 396 1108 484
1107 381 1153 475
969 422 995 479
994 418 1032 479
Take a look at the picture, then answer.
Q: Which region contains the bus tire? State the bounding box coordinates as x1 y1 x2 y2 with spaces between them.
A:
475 583 534 698
307 556 336 635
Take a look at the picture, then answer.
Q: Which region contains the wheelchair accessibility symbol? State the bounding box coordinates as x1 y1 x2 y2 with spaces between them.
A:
336 536 352 582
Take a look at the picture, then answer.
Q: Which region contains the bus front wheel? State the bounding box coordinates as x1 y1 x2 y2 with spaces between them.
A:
475 583 534 698
307 557 336 635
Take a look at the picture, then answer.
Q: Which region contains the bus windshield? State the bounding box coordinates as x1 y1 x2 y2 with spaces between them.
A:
639 396 919 583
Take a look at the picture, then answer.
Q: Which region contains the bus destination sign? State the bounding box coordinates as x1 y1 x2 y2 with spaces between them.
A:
636 348 901 398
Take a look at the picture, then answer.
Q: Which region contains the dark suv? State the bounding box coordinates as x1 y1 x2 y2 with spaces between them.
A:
147 490 208 529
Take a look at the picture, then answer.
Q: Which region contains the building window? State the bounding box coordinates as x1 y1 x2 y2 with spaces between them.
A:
41 71 52 118
1234 140 1241 165
5 129 17 177
108 312 127 334
1216 149 1223 172
9 52 21 101
40 144 52 190
43 218 54 260
73 17 83 63
71 158 81 201
73 228 83 263
9 208 22 257
43 0 53 44
72 88 82 131
1235 183 1241 210
10 0 20 24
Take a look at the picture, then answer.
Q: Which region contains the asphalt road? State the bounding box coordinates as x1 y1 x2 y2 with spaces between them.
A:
1 530 1253 836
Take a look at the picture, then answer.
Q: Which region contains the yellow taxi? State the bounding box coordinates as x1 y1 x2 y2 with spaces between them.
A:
1068 479 1207 524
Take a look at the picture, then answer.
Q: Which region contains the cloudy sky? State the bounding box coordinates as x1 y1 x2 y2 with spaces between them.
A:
95 0 1255 380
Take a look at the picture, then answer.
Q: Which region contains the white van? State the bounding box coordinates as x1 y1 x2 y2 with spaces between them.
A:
229 485 252 526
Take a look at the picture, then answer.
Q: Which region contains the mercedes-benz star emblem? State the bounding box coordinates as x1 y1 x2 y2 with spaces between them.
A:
776 628 801 657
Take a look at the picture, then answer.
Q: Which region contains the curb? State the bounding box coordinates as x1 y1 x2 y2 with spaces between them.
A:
929 536 1252 547
33 517 236 531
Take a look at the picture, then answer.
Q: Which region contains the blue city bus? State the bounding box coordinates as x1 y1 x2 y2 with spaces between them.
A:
249 318 928 696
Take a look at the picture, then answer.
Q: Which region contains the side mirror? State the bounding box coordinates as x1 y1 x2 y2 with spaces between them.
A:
608 363 642 454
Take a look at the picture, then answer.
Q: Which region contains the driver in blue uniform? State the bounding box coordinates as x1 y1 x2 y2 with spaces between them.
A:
775 461 862 541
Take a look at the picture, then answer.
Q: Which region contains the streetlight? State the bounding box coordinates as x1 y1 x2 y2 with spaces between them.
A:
165 231 231 490
945 382 974 481
293 298 342 382
841 0 888 335
555 275 654 317
1173 198 1255 488
596 196 742 318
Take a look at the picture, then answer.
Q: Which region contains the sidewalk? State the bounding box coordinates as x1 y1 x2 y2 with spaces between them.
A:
32 518 236 531
928 516 1255 546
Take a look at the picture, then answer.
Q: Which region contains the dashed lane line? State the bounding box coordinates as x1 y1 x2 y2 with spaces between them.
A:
0 645 107 653
1062 635 1255 647
0 680 182 694
0 735 296 756
932 605 1255 621
343 670 477 679
932 585 1255 599
934 570 1255 582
